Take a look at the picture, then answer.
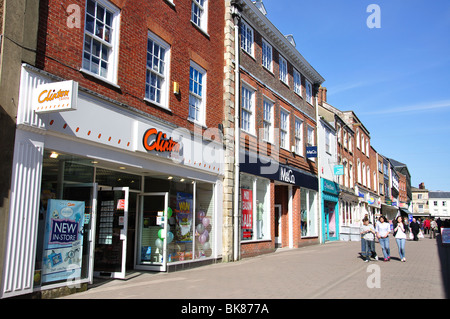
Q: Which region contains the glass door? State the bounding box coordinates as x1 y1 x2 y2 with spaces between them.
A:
94 187 129 279
136 193 168 272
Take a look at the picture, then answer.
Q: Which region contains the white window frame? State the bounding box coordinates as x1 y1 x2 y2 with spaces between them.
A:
191 0 208 32
293 69 302 96
241 84 255 134
325 127 331 154
145 31 171 109
240 20 254 57
261 38 273 72
305 79 313 104
262 98 274 143
295 117 303 156
307 125 315 147
188 61 206 126
280 109 290 150
82 0 120 85
279 55 288 85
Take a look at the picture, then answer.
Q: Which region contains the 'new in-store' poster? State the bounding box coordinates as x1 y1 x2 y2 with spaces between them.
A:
41 199 85 284
176 192 193 243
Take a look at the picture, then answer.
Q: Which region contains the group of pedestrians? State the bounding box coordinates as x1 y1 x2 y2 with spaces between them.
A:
360 215 416 263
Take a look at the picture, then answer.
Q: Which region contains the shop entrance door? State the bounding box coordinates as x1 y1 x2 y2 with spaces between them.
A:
324 202 338 241
136 193 169 272
274 204 282 247
94 187 129 279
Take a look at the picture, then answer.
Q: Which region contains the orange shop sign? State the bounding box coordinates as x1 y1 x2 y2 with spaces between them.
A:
33 80 78 113
143 128 180 153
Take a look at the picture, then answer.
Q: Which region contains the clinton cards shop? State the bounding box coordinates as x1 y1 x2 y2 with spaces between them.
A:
1 65 224 298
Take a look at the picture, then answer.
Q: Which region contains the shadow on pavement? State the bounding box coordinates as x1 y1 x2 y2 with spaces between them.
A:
435 233 450 299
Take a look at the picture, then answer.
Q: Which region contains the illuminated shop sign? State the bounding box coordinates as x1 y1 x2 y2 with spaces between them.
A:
34 80 78 113
142 128 181 153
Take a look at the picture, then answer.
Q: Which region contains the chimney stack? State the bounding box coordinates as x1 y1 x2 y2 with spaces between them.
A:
419 182 425 189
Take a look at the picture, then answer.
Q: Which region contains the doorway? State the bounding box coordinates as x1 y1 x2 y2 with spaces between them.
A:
136 192 169 272
274 204 282 247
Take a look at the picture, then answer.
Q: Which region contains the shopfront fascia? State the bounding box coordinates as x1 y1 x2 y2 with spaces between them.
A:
321 178 339 242
239 151 319 252
1 65 224 298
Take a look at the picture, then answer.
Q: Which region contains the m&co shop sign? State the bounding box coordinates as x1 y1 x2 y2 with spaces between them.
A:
34 80 78 113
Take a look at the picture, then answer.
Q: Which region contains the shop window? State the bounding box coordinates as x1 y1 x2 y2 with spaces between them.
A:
300 188 318 237
240 173 270 241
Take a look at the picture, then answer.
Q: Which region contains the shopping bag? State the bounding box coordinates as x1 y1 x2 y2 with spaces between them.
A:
409 232 414 240
418 230 424 239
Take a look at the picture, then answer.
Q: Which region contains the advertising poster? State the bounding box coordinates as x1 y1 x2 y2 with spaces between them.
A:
441 228 450 244
42 199 85 284
241 188 253 239
176 192 193 243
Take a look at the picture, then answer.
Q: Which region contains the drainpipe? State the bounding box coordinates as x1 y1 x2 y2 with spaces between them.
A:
315 89 323 244
231 2 241 262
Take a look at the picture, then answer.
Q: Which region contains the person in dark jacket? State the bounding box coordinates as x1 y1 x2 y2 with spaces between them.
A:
410 217 420 241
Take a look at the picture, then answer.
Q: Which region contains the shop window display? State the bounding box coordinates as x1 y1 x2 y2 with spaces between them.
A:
300 188 318 237
240 173 270 241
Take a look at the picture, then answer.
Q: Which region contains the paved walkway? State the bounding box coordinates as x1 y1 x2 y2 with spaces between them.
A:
61 234 449 300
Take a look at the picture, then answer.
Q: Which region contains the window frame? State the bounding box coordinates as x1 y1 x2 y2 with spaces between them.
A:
240 20 254 57
280 108 290 150
82 0 120 85
293 68 302 96
241 84 255 134
191 0 208 32
261 38 273 72
144 31 171 110
262 97 274 143
279 55 288 85
294 117 304 156
188 60 207 126
305 79 313 104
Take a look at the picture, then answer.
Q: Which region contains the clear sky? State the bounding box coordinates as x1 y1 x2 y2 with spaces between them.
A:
263 0 450 191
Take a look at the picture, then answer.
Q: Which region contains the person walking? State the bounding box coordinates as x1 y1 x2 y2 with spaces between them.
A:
376 216 391 261
423 218 431 235
393 215 407 262
410 217 420 241
360 216 376 262
430 218 437 239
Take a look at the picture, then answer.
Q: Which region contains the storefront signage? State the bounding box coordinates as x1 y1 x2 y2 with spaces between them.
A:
280 167 296 184
143 128 180 153
42 199 85 284
241 188 253 239
322 179 339 195
334 165 344 176
306 146 317 158
34 80 78 113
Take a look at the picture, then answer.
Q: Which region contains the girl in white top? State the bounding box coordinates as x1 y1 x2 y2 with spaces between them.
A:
376 216 391 261
393 215 407 262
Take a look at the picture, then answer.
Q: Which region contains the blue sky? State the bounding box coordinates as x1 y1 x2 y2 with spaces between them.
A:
263 0 450 191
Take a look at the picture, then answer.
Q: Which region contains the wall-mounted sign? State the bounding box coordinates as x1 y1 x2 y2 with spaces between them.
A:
34 80 78 113
142 128 180 153
306 146 317 158
334 165 344 176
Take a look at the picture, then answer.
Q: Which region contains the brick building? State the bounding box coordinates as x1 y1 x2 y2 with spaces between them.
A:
1 0 226 298
226 0 324 259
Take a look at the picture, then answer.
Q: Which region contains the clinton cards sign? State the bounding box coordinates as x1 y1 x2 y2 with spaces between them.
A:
34 80 78 113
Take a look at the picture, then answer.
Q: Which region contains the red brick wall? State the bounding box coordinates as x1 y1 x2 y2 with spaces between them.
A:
36 0 224 134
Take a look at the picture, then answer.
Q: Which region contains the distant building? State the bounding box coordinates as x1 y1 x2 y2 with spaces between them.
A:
428 191 450 220
411 183 430 218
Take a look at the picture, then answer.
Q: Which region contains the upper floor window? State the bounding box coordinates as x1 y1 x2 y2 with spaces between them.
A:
241 85 255 134
295 118 303 156
305 79 313 104
145 32 170 108
280 109 289 149
262 98 273 143
293 69 302 96
279 55 288 84
325 127 331 154
261 39 272 71
240 20 254 56
83 0 120 83
189 61 206 125
307 125 315 147
191 0 208 31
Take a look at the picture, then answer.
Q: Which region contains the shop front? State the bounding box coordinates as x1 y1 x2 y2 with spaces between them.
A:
1 65 224 298
239 151 319 257
321 178 340 242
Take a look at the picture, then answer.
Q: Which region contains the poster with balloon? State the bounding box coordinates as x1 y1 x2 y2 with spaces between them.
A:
196 209 212 258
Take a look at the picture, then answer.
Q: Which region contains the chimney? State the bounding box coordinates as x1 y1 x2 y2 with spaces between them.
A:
419 182 425 189
318 86 327 105
323 87 327 103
